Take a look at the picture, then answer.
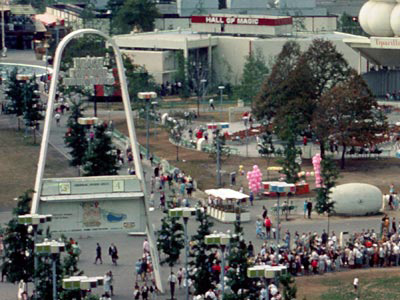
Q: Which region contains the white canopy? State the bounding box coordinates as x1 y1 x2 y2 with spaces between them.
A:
205 188 249 201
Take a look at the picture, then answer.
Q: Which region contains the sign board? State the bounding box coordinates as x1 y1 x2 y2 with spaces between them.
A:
370 37 400 49
191 16 292 26
38 176 146 233
63 56 115 86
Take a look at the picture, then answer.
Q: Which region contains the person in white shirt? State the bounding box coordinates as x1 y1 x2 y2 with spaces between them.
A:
205 288 217 299
353 277 359 292
168 272 177 299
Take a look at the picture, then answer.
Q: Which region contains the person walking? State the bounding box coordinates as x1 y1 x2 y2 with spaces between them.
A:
94 243 103 264
303 200 308 218
307 200 313 219
265 216 272 239
109 271 114 296
143 238 150 254
108 243 118 265
141 283 149 300
168 271 177 300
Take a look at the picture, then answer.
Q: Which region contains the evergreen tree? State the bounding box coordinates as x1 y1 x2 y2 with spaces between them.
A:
190 208 216 296
64 100 88 175
314 156 340 232
1 190 34 283
6 68 24 130
235 49 269 107
224 216 253 299
277 116 301 184
36 236 83 300
280 274 297 300
157 210 184 270
82 123 120 176
22 77 43 144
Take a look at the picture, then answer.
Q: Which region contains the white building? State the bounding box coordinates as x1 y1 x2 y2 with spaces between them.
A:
113 14 365 86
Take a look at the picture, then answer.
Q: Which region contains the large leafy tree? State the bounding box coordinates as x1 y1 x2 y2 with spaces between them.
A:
64 100 88 175
22 77 43 144
190 209 216 296
314 156 339 233
82 123 120 176
314 70 388 169
235 50 269 107
253 41 301 121
6 68 24 130
1 190 34 283
113 0 159 34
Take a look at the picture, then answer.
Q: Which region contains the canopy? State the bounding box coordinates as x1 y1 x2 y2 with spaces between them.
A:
35 13 59 26
267 166 282 171
205 188 249 201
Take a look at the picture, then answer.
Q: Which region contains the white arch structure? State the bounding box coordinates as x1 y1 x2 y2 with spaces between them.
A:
30 29 163 292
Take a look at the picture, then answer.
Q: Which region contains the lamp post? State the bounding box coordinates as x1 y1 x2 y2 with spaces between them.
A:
138 92 157 160
35 240 65 300
247 265 287 300
200 79 207 113
242 116 249 157
169 207 197 300
18 214 52 300
1 0 6 57
43 40 50 86
205 232 230 296
151 100 158 137
218 86 224 119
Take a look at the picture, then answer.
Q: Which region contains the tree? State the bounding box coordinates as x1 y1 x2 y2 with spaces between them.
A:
123 55 158 110
253 41 301 121
338 13 364 36
22 77 43 144
173 51 190 99
277 116 302 184
257 130 275 160
224 216 253 299
157 212 184 271
64 100 88 175
113 0 159 34
1 190 34 283
314 156 339 233
314 70 388 169
190 208 216 296
6 68 24 130
280 274 297 300
165 118 184 161
82 123 120 176
235 49 269 107
187 49 209 116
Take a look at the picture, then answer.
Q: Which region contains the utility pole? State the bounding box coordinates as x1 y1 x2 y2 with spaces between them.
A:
1 0 7 57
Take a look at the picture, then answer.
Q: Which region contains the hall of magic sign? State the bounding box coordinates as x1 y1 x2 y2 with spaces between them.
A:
63 56 115 86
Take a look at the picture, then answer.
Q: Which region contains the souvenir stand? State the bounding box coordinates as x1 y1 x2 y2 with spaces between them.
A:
205 188 251 223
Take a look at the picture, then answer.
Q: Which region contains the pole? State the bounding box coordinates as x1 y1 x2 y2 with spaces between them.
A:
1 0 6 57
183 217 189 300
145 99 150 160
52 256 57 300
245 122 248 157
219 88 223 119
276 192 280 245
216 133 221 187
221 245 226 296
33 228 38 300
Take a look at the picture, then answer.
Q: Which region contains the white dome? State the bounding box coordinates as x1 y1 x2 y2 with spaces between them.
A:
391 4 400 35
330 183 382 216
372 0 396 2
359 1 376 36
368 2 396 36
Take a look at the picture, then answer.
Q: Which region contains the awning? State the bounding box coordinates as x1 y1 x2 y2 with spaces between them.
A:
10 4 36 15
35 13 59 26
205 188 249 201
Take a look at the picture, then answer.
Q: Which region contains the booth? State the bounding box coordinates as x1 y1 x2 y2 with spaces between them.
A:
205 188 251 223
263 181 309 197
